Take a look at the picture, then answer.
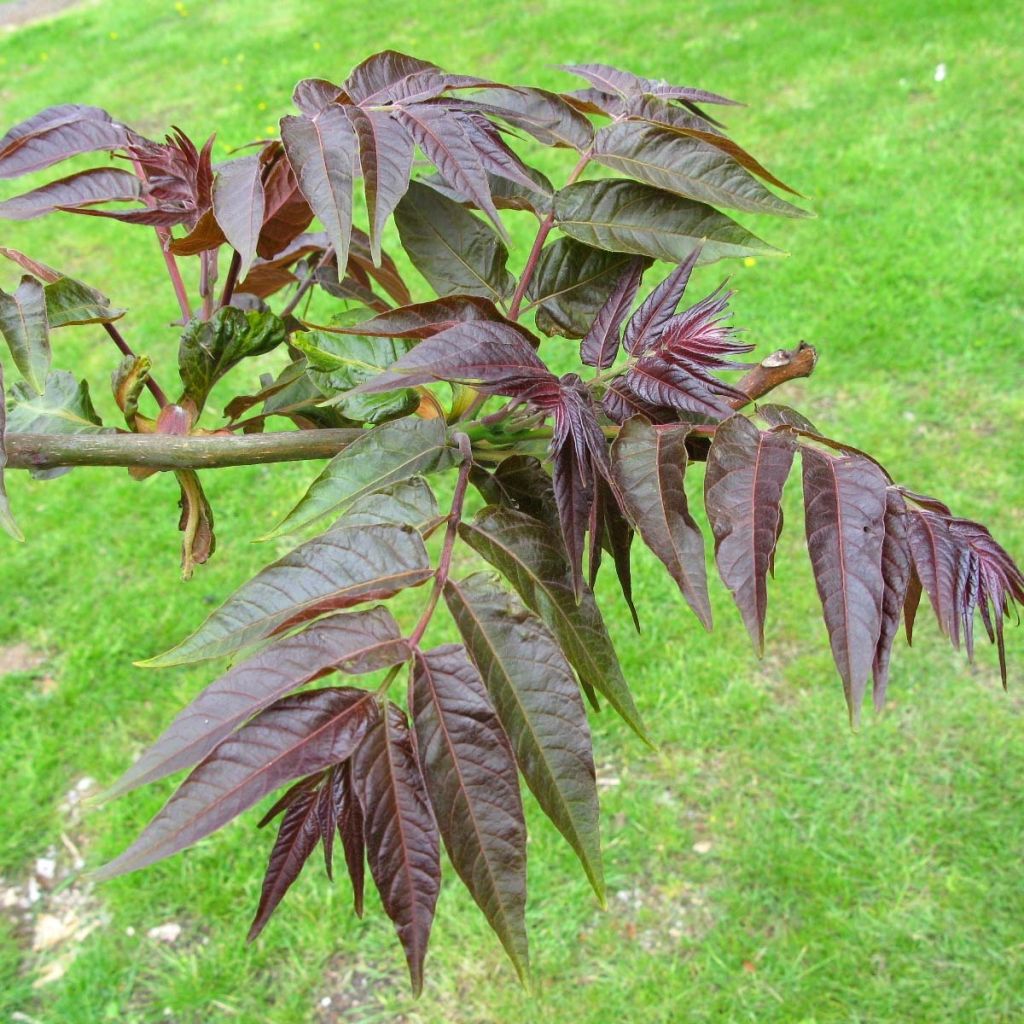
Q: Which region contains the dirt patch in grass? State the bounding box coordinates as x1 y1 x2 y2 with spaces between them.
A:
0 644 46 676
0 0 81 29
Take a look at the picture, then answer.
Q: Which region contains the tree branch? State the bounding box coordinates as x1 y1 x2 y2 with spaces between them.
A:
3 344 818 473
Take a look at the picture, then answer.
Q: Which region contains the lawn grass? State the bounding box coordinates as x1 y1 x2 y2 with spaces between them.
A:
1 0 1022 1021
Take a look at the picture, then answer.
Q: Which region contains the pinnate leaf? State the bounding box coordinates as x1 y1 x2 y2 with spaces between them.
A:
394 182 514 302
554 179 780 263
0 275 50 394
802 447 888 722
267 417 455 538
97 687 377 881
142 523 432 666
411 645 530 981
354 702 440 997
248 784 322 941
612 418 712 628
579 258 646 369
444 574 603 899
0 167 141 220
459 506 648 741
873 489 913 708
280 107 356 274
0 104 128 179
109 608 408 797
703 416 797 653
213 155 266 279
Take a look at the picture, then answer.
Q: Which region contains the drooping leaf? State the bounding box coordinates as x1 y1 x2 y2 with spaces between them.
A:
267 417 455 538
612 418 712 628
393 104 505 236
280 107 357 274
469 87 595 151
347 227 413 306
410 645 529 981
142 523 432 667
178 307 286 410
802 447 888 722
350 320 548 396
248 784 322 941
95 687 378 880
579 258 646 369
527 238 648 340
394 181 514 301
43 275 125 327
903 503 1024 686
554 179 780 263
0 104 128 179
332 759 366 916
591 121 810 219
353 702 440 997
444 574 603 898
0 167 141 220
873 489 913 709
292 330 419 425
0 361 22 541
6 370 106 435
459 506 648 741
346 106 414 264
213 155 266 279
109 608 409 797
0 247 61 282
176 468 216 580
0 275 50 394
256 149 315 259
703 416 797 653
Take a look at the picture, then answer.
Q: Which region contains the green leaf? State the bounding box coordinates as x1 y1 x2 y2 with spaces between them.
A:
0 361 23 541
0 274 50 394
525 238 648 340
553 179 782 263
44 275 125 328
444 573 603 900
267 418 455 538
592 121 811 219
338 478 442 534
459 506 649 742
6 370 106 435
292 330 419 425
178 307 287 411
394 181 515 302
142 522 433 667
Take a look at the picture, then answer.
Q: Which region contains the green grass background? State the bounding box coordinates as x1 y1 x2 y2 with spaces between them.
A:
1 0 1022 1020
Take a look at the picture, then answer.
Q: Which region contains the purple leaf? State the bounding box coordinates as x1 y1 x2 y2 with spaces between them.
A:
280 107 356 274
580 258 646 369
108 608 409 797
0 275 50 395
0 361 20 540
345 107 414 264
213 155 266 278
0 104 128 179
351 320 548 396
96 687 378 879
354 702 440 997
612 418 712 628
248 784 322 941
292 79 345 116
333 760 366 916
411 645 529 981
345 51 447 106
704 416 797 653
468 87 595 151
802 448 888 723
0 167 141 221
623 247 701 355
872 489 913 709
556 63 740 107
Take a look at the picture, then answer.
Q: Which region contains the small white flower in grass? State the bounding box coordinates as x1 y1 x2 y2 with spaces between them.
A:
934 63 947 82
